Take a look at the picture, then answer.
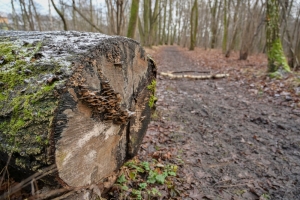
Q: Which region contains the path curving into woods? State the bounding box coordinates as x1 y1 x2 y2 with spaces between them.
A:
138 46 300 199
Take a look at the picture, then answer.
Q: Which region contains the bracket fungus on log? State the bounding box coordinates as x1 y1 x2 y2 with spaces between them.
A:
0 31 156 188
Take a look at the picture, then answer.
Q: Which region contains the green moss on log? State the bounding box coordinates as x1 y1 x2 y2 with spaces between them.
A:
0 39 69 169
147 80 157 108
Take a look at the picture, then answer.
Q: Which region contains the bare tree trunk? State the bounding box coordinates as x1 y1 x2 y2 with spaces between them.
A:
143 0 150 46
48 0 53 30
19 0 34 31
162 0 167 44
225 0 241 57
150 0 159 45
239 0 260 60
176 1 182 45
280 0 298 69
158 1 162 45
190 0 198 50
105 0 116 34
203 2 210 49
171 23 176 45
72 0 76 30
127 0 140 39
222 0 228 53
138 16 145 44
89 0 94 32
51 0 68 30
30 0 42 31
167 0 172 44
116 0 122 35
11 0 19 30
209 0 218 48
27 0 35 30
293 7 300 69
19 0 27 30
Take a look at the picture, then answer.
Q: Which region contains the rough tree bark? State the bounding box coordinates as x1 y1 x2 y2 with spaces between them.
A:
0 31 156 192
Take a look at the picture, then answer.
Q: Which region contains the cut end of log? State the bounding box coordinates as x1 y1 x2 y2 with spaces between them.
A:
0 31 156 188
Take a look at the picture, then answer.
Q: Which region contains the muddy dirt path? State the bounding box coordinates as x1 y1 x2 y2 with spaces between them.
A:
139 46 300 199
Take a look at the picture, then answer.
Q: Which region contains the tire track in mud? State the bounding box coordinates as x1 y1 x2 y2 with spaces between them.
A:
143 46 300 199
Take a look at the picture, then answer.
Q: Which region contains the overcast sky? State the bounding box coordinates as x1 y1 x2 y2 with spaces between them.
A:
0 0 105 16
0 0 48 15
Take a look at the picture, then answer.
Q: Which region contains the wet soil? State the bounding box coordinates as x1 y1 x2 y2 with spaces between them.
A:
138 46 300 199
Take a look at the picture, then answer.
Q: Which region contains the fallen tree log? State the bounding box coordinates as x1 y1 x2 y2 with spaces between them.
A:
159 71 229 79
0 31 156 190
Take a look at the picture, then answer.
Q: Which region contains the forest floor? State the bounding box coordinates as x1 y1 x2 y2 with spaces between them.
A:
109 46 300 199
2 46 300 200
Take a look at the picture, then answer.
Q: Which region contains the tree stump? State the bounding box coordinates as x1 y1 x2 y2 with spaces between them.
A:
0 31 156 189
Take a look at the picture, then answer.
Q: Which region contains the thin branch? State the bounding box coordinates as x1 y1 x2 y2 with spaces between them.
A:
51 0 68 30
0 164 57 199
70 1 104 33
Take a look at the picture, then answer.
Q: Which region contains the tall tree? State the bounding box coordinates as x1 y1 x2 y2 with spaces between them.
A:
190 0 198 50
280 0 299 69
48 0 53 30
138 0 160 46
51 0 68 30
150 0 159 45
11 0 19 30
225 0 241 57
30 0 42 31
89 0 93 32
19 0 34 30
116 0 125 35
143 0 150 45
127 0 140 39
266 0 290 74
105 0 115 34
209 0 219 48
167 0 172 44
162 0 167 44
222 0 228 53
